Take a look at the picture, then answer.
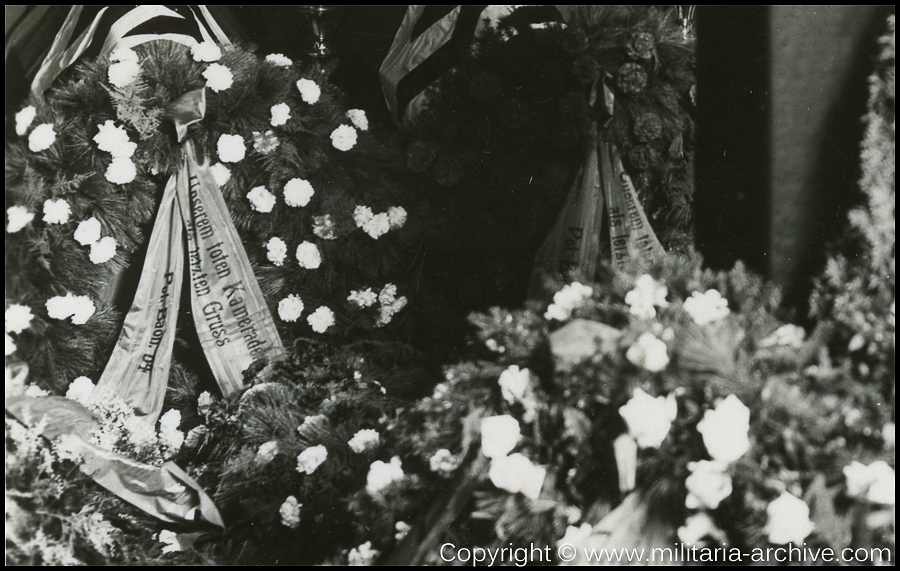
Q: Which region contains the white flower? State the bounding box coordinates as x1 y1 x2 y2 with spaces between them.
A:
685 460 733 509
683 289 730 325
677 513 719 546
158 530 183 554
6 206 34 233
266 236 288 266
210 163 231 187
366 456 404 494
28 123 56 152
362 213 390 239
387 206 407 229
71 295 95 325
279 496 301 528
346 109 369 131
353 205 374 227
348 429 380 453
348 288 378 308
251 130 279 154
278 294 305 322
429 448 461 475
24 384 49 398
498 365 531 404
348 541 379 566
191 41 222 62
312 215 336 240
5 304 34 334
375 283 407 327
110 46 138 63
883 422 895 448
217 134 246 163
696 395 751 464
626 332 670 372
43 198 71 224
295 241 322 269
330 124 358 151
108 60 140 88
394 521 411 541
5 334 15 356
307 306 335 333
283 178 315 207
89 236 117 264
764 492 815 545
15 106 36 136
618 388 677 449
202 63 233 92
256 440 280 464
265 53 293 67
625 274 669 319
844 460 895 505
247 186 276 213
759 324 806 348
559 523 594 547
74 217 101 246
296 444 328 474
296 78 321 104
270 103 291 127
489 453 546 500
197 391 213 415
480 414 521 459
65 376 95 404
105 157 137 185
93 120 136 158
544 282 593 321
158 409 184 450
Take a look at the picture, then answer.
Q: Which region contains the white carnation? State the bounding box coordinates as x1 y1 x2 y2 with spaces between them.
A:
15 106 36 136
256 440 280 464
5 333 15 356
65 376 95 405
498 365 531 404
353 205 374 227
28 123 57 152
366 456 404 495
348 429 380 453
764 492 815 545
387 206 407 229
247 186 276 213
5 304 34 334
265 53 293 67
618 388 677 449
683 289 730 325
489 453 546 500
270 103 291 127
158 530 183 554
348 541 379 566
158 409 184 451
312 215 336 240
74 217 102 246
210 163 231 187
108 60 140 88
6 206 34 233
110 46 138 63
685 460 733 509
625 332 670 372
93 120 136 158
481 414 521 459
279 496 301 528
677 513 720 546
202 63 233 92
696 395 751 464
625 274 669 319
46 293 95 325
197 391 214 415
251 130 279 154
295 241 322 269
759 324 806 348
89 236 117 264
296 444 328 474
362 213 390 239
217 134 246 163
278 294 305 322
544 281 593 321
266 236 288 266
296 78 321 104
283 178 315 207
191 41 222 62
105 156 137 185
844 460 895 506
429 448 461 475
348 288 378 308
307 306 335 333
330 124 358 151
42 198 71 224
346 109 369 131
